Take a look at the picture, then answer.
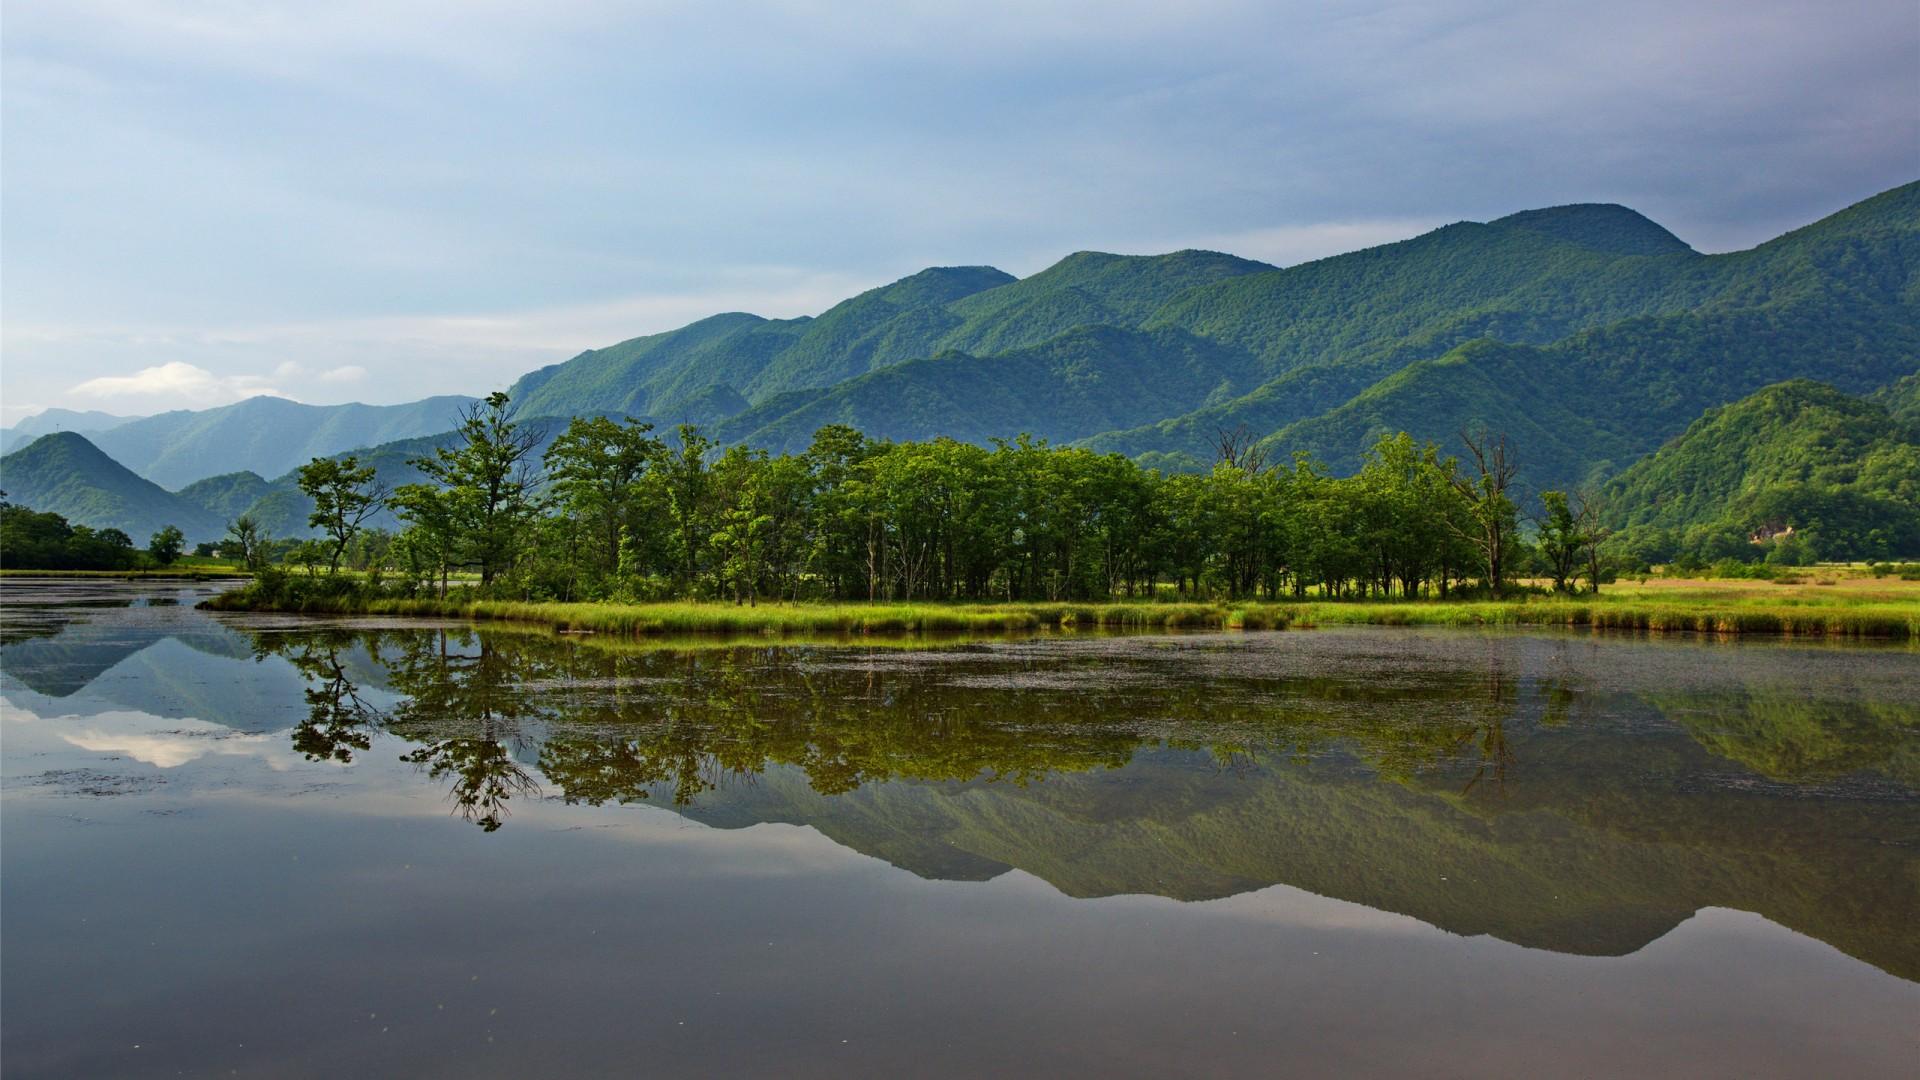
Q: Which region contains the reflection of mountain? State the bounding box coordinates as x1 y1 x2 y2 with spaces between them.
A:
662 732 1916 981
241 625 1920 982
0 585 363 725
0 618 254 699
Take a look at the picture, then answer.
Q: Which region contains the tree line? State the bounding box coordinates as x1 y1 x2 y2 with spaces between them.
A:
0 495 187 571
236 392 1615 603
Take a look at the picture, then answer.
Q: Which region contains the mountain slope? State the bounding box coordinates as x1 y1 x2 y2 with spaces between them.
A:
1099 182 1920 477
0 433 223 540
1601 380 1920 560
89 395 479 490
176 471 275 522
719 326 1264 452
508 254 1272 423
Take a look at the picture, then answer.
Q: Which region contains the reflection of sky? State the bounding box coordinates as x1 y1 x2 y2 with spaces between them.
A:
4 591 1918 1077
5 761 1915 1078
5 702 314 770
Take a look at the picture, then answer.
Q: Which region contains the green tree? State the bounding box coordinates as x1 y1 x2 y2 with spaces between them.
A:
222 515 270 570
542 415 663 589
658 424 717 593
409 392 542 585
148 525 186 566
296 455 385 574
1535 490 1585 593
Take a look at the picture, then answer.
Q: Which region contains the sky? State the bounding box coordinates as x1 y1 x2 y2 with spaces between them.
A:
3 0 1916 421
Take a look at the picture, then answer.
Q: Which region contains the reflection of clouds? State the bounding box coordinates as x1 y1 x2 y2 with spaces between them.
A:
7 701 321 772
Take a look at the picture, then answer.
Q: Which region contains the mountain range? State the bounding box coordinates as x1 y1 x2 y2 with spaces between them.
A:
3 181 1916 540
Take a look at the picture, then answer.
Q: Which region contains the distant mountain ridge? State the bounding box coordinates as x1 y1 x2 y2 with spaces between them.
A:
86 394 479 490
10 182 1919 537
0 409 145 454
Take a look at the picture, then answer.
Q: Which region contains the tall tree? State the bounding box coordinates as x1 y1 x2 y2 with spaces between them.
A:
297 454 386 575
543 416 663 584
1445 429 1519 591
1535 490 1584 593
409 392 542 585
658 424 717 593
148 525 186 566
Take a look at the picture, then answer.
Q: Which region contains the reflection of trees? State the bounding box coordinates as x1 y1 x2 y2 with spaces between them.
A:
379 630 552 830
259 628 1573 829
276 634 381 763
266 628 553 829
399 738 539 832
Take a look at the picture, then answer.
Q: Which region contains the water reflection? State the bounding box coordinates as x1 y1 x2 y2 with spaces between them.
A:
3 581 1916 985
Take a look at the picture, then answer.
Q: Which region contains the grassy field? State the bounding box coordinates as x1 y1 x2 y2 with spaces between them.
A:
199 574 1920 641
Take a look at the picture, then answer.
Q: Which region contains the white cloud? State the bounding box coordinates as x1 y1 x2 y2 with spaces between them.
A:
67 360 286 409
9 269 873 410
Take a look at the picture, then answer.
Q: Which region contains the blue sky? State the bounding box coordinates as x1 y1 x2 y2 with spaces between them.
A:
3 0 1916 419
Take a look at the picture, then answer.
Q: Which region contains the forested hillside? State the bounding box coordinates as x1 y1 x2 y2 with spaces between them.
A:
1601 381 1920 563
507 252 1270 422
0 432 222 541
1106 183 1920 484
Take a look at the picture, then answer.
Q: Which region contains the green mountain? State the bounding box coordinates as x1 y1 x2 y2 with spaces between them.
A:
1600 380 1920 561
176 471 274 522
25 182 1920 536
515 184 1915 494
508 253 1271 423
0 433 223 541
87 394 478 490
0 408 145 454
1094 184 1920 481
718 326 1263 452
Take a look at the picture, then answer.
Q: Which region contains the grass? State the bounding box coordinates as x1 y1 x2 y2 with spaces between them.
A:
202 594 1242 635
200 576 1920 642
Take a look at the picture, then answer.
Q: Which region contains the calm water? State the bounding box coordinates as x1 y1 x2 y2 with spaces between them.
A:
2 580 1917 1078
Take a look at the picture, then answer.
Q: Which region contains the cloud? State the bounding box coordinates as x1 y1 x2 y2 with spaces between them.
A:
67 361 286 409
3 1 1914 414
9 268 873 410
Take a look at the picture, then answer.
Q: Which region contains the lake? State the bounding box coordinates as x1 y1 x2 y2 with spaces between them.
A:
2 579 1916 1077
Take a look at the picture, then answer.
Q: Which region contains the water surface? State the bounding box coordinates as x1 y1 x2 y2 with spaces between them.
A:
3 580 1917 1077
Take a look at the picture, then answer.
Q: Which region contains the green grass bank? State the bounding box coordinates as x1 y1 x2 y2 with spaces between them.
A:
200 588 1920 641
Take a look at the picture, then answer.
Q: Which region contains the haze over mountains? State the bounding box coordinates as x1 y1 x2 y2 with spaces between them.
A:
3 182 1916 542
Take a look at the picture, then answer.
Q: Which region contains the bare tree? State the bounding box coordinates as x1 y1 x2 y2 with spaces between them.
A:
1443 428 1518 591
1213 425 1270 474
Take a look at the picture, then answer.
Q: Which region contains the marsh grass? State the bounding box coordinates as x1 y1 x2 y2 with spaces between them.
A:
203 581 1920 642
203 593 1243 636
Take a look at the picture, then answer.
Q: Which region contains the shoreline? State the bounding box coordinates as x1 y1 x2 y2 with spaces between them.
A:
197 592 1920 641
